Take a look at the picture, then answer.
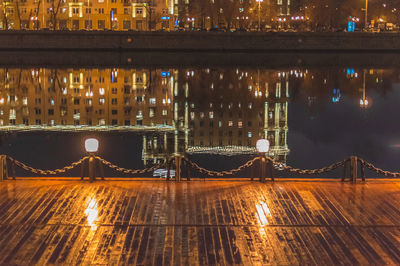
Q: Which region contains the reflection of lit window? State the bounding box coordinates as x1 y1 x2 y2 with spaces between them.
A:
49 98 55 105
99 88 105 95
190 112 195 120
99 98 105 105
200 112 204 119
149 98 156 105
162 110 167 116
248 132 252 138
248 103 252 109
149 107 155 117
209 111 213 119
9 109 16 119
228 121 233 127
219 121 222 127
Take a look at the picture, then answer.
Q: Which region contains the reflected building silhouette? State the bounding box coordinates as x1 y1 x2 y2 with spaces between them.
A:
179 69 289 162
0 67 290 165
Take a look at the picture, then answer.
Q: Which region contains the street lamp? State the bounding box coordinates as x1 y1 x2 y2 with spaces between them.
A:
256 139 270 155
256 139 269 182
256 0 263 31
85 138 99 182
365 0 368 29
85 138 99 153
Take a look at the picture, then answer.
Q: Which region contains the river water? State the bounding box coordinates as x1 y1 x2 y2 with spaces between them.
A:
0 61 399 177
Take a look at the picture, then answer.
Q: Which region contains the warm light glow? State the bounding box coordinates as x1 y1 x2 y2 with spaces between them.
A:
256 201 271 226
85 197 98 230
85 138 99 153
256 139 270 153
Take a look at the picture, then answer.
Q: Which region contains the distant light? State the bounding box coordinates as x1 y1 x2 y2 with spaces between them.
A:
256 139 270 153
161 71 170 77
85 138 99 153
161 16 170 20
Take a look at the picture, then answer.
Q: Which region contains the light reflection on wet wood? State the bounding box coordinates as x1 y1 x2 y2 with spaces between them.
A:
0 180 400 265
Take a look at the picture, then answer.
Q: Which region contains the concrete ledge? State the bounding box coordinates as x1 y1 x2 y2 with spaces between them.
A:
1 51 400 68
1 31 400 51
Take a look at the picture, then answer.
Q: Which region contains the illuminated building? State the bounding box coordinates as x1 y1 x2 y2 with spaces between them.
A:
0 0 175 30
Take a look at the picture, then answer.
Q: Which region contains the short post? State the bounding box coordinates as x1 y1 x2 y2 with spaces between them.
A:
88 155 96 183
350 156 358 183
0 155 7 181
267 159 275 181
175 156 181 182
84 138 99 182
256 139 270 183
341 159 348 182
360 161 366 182
260 156 266 183
166 158 171 180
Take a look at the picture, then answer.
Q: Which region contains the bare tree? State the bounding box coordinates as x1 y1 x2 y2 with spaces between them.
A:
49 0 62 30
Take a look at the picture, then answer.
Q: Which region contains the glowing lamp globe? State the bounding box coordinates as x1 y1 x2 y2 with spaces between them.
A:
85 138 99 153
256 139 269 154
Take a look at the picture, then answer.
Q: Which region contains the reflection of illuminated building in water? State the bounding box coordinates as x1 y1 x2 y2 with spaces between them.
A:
0 68 174 127
178 69 289 162
0 67 290 164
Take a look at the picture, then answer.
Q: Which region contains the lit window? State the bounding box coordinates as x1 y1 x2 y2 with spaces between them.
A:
248 132 252 138
162 110 167 116
228 121 233 127
99 98 105 105
149 98 156 104
99 88 105 95
238 121 243 128
209 111 214 119
190 112 195 120
219 121 222 127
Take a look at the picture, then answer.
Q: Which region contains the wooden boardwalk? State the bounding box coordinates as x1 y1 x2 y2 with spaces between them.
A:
1 180 400 265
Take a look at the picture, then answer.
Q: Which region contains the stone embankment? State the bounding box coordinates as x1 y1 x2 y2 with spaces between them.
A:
1 30 400 51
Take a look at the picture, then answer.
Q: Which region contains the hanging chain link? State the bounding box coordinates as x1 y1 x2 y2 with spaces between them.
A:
358 158 400 178
268 157 349 175
94 156 167 175
183 157 260 177
7 154 400 179
7 156 89 175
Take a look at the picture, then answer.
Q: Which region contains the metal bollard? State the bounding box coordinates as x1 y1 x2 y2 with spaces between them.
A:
88 155 96 183
350 156 358 183
259 157 266 183
175 156 181 182
0 155 7 181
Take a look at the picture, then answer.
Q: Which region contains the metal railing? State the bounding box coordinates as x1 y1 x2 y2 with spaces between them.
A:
1 154 399 183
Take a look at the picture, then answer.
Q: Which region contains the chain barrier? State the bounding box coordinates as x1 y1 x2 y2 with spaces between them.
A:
7 156 89 175
268 157 349 175
358 158 400 178
5 154 400 179
94 156 167 175
183 157 260 177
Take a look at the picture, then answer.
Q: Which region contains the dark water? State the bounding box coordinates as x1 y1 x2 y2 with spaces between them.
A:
0 63 399 177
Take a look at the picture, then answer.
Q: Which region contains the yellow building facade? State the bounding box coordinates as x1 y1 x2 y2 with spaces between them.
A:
0 0 175 30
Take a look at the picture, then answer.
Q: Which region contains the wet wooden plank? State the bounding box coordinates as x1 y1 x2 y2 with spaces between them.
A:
0 180 400 264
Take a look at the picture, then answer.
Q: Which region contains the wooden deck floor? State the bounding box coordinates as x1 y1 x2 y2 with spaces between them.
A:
1 180 400 265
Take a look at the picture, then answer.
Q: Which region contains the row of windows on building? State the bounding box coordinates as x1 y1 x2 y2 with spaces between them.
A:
3 107 169 117
3 118 169 126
